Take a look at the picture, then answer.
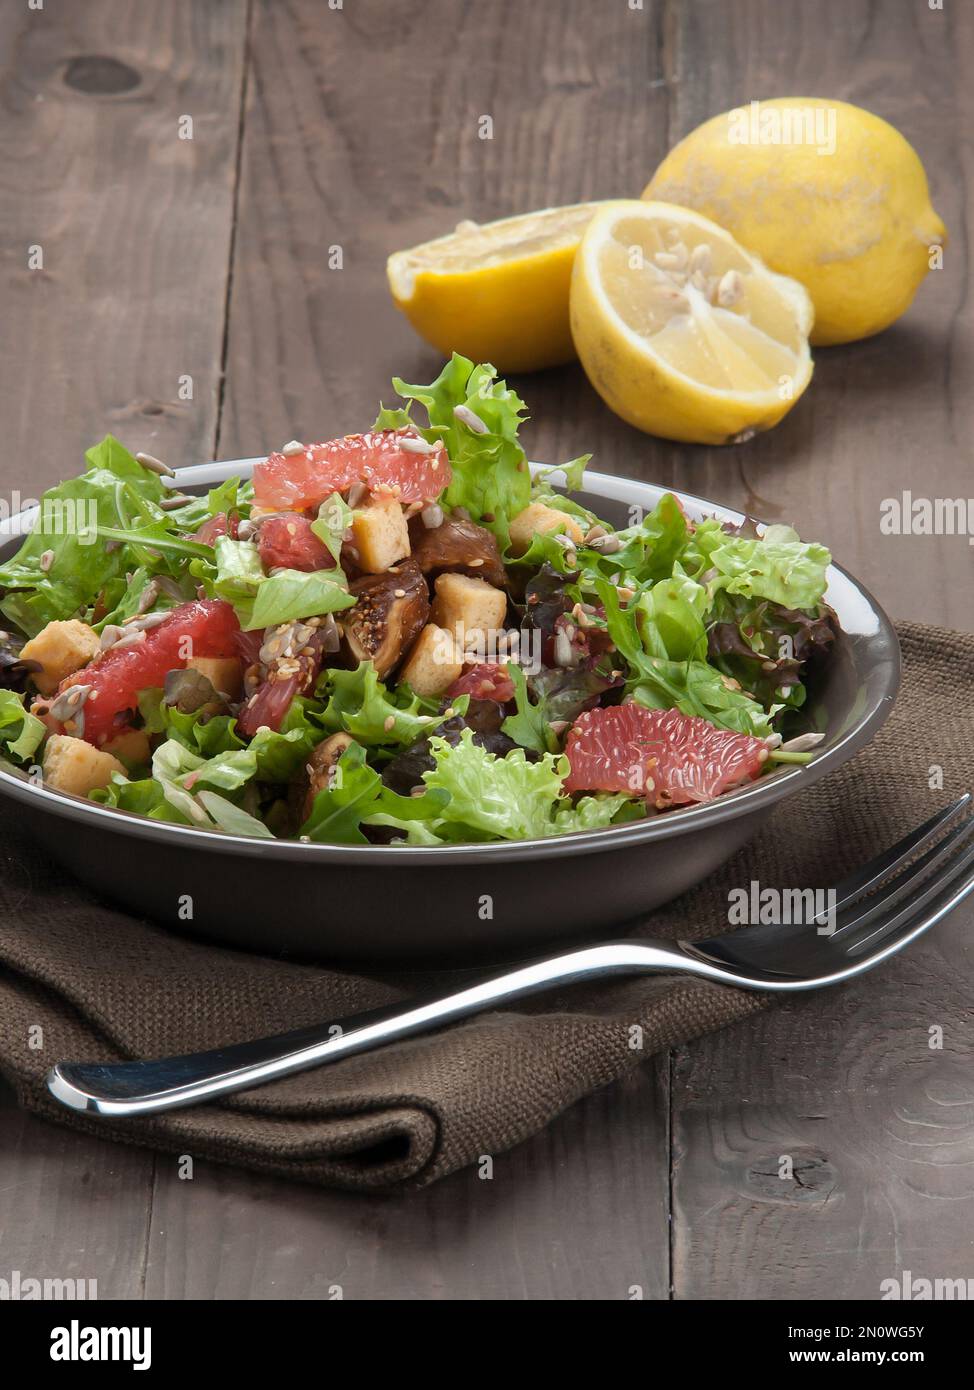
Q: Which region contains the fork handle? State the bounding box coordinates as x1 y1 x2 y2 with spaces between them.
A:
47 939 713 1117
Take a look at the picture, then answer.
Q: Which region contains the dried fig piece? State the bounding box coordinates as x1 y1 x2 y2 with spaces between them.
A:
342 560 429 678
410 516 506 588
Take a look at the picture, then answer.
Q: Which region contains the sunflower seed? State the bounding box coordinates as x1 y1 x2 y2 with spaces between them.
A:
453 403 488 434
122 610 169 632
111 629 148 650
780 731 826 753
716 268 744 308
136 452 176 479
137 579 161 615
320 613 341 653
421 502 444 529
688 243 712 275
346 481 368 508
400 435 435 454
159 494 194 511
237 519 256 541
553 630 574 667
281 440 305 456
39 549 55 572
49 684 91 721
155 575 186 600
587 533 622 554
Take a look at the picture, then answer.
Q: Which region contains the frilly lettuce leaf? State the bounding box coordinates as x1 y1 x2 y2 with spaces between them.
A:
0 690 46 762
375 353 529 547
317 661 467 746
422 728 569 841
300 742 449 844
0 434 171 636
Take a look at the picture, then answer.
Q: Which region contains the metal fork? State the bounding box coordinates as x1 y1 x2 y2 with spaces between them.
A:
47 796 974 1118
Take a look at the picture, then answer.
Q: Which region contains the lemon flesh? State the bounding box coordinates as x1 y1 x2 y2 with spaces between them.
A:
570 201 814 445
387 204 610 373
644 98 946 346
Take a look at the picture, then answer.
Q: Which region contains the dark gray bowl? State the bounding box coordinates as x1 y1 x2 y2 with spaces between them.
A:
0 462 900 965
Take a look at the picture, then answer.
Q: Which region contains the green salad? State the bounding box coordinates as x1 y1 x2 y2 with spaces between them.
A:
0 354 836 844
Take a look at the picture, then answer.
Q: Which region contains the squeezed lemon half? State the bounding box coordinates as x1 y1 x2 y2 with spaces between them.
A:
387 203 610 373
569 200 815 444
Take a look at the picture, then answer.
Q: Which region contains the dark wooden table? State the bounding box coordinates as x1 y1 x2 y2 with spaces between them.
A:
1 0 971 1300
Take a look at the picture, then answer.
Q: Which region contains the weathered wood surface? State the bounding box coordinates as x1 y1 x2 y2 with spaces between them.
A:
0 0 971 1299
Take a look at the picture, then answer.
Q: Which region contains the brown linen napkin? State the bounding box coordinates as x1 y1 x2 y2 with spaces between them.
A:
0 622 970 1190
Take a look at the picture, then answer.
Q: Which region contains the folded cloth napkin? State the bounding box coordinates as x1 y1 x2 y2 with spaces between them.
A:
0 622 969 1190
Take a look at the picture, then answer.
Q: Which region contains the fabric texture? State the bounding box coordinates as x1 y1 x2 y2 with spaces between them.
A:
0 622 968 1190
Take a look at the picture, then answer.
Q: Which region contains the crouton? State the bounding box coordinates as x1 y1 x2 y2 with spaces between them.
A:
430 572 508 650
102 729 152 767
508 501 585 555
187 656 244 700
351 496 411 573
43 734 126 797
20 619 100 696
398 623 463 698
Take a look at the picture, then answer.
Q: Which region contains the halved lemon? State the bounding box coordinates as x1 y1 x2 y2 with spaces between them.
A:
387 204 611 374
570 200 814 444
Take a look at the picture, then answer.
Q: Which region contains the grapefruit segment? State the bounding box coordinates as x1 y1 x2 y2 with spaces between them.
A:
253 429 451 512
448 662 516 704
258 514 332 573
563 703 768 807
58 600 240 746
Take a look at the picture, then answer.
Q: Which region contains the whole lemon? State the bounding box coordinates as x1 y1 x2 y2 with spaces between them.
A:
643 98 946 345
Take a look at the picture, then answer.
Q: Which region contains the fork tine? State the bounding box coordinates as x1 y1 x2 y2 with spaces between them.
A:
838 833 974 958
823 814 974 937
829 793 972 915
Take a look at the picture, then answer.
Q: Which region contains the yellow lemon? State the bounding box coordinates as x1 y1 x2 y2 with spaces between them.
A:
643 98 946 346
570 201 814 445
386 204 611 373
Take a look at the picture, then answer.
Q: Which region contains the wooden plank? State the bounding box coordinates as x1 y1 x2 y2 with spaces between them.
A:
217 0 675 459
207 0 675 1297
653 0 973 630
0 1081 154 1300
0 0 250 492
665 0 974 1298
0 0 250 1298
670 910 974 1299
143 1060 670 1300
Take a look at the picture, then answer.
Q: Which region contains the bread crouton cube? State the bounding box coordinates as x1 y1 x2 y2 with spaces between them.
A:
398 624 463 698
508 501 585 555
43 734 126 797
187 656 244 700
351 497 411 573
430 573 508 650
102 729 152 767
20 619 100 696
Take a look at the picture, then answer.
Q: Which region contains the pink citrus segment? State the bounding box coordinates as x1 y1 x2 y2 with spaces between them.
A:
448 662 516 704
258 514 331 572
57 600 240 746
563 704 768 807
252 429 451 512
